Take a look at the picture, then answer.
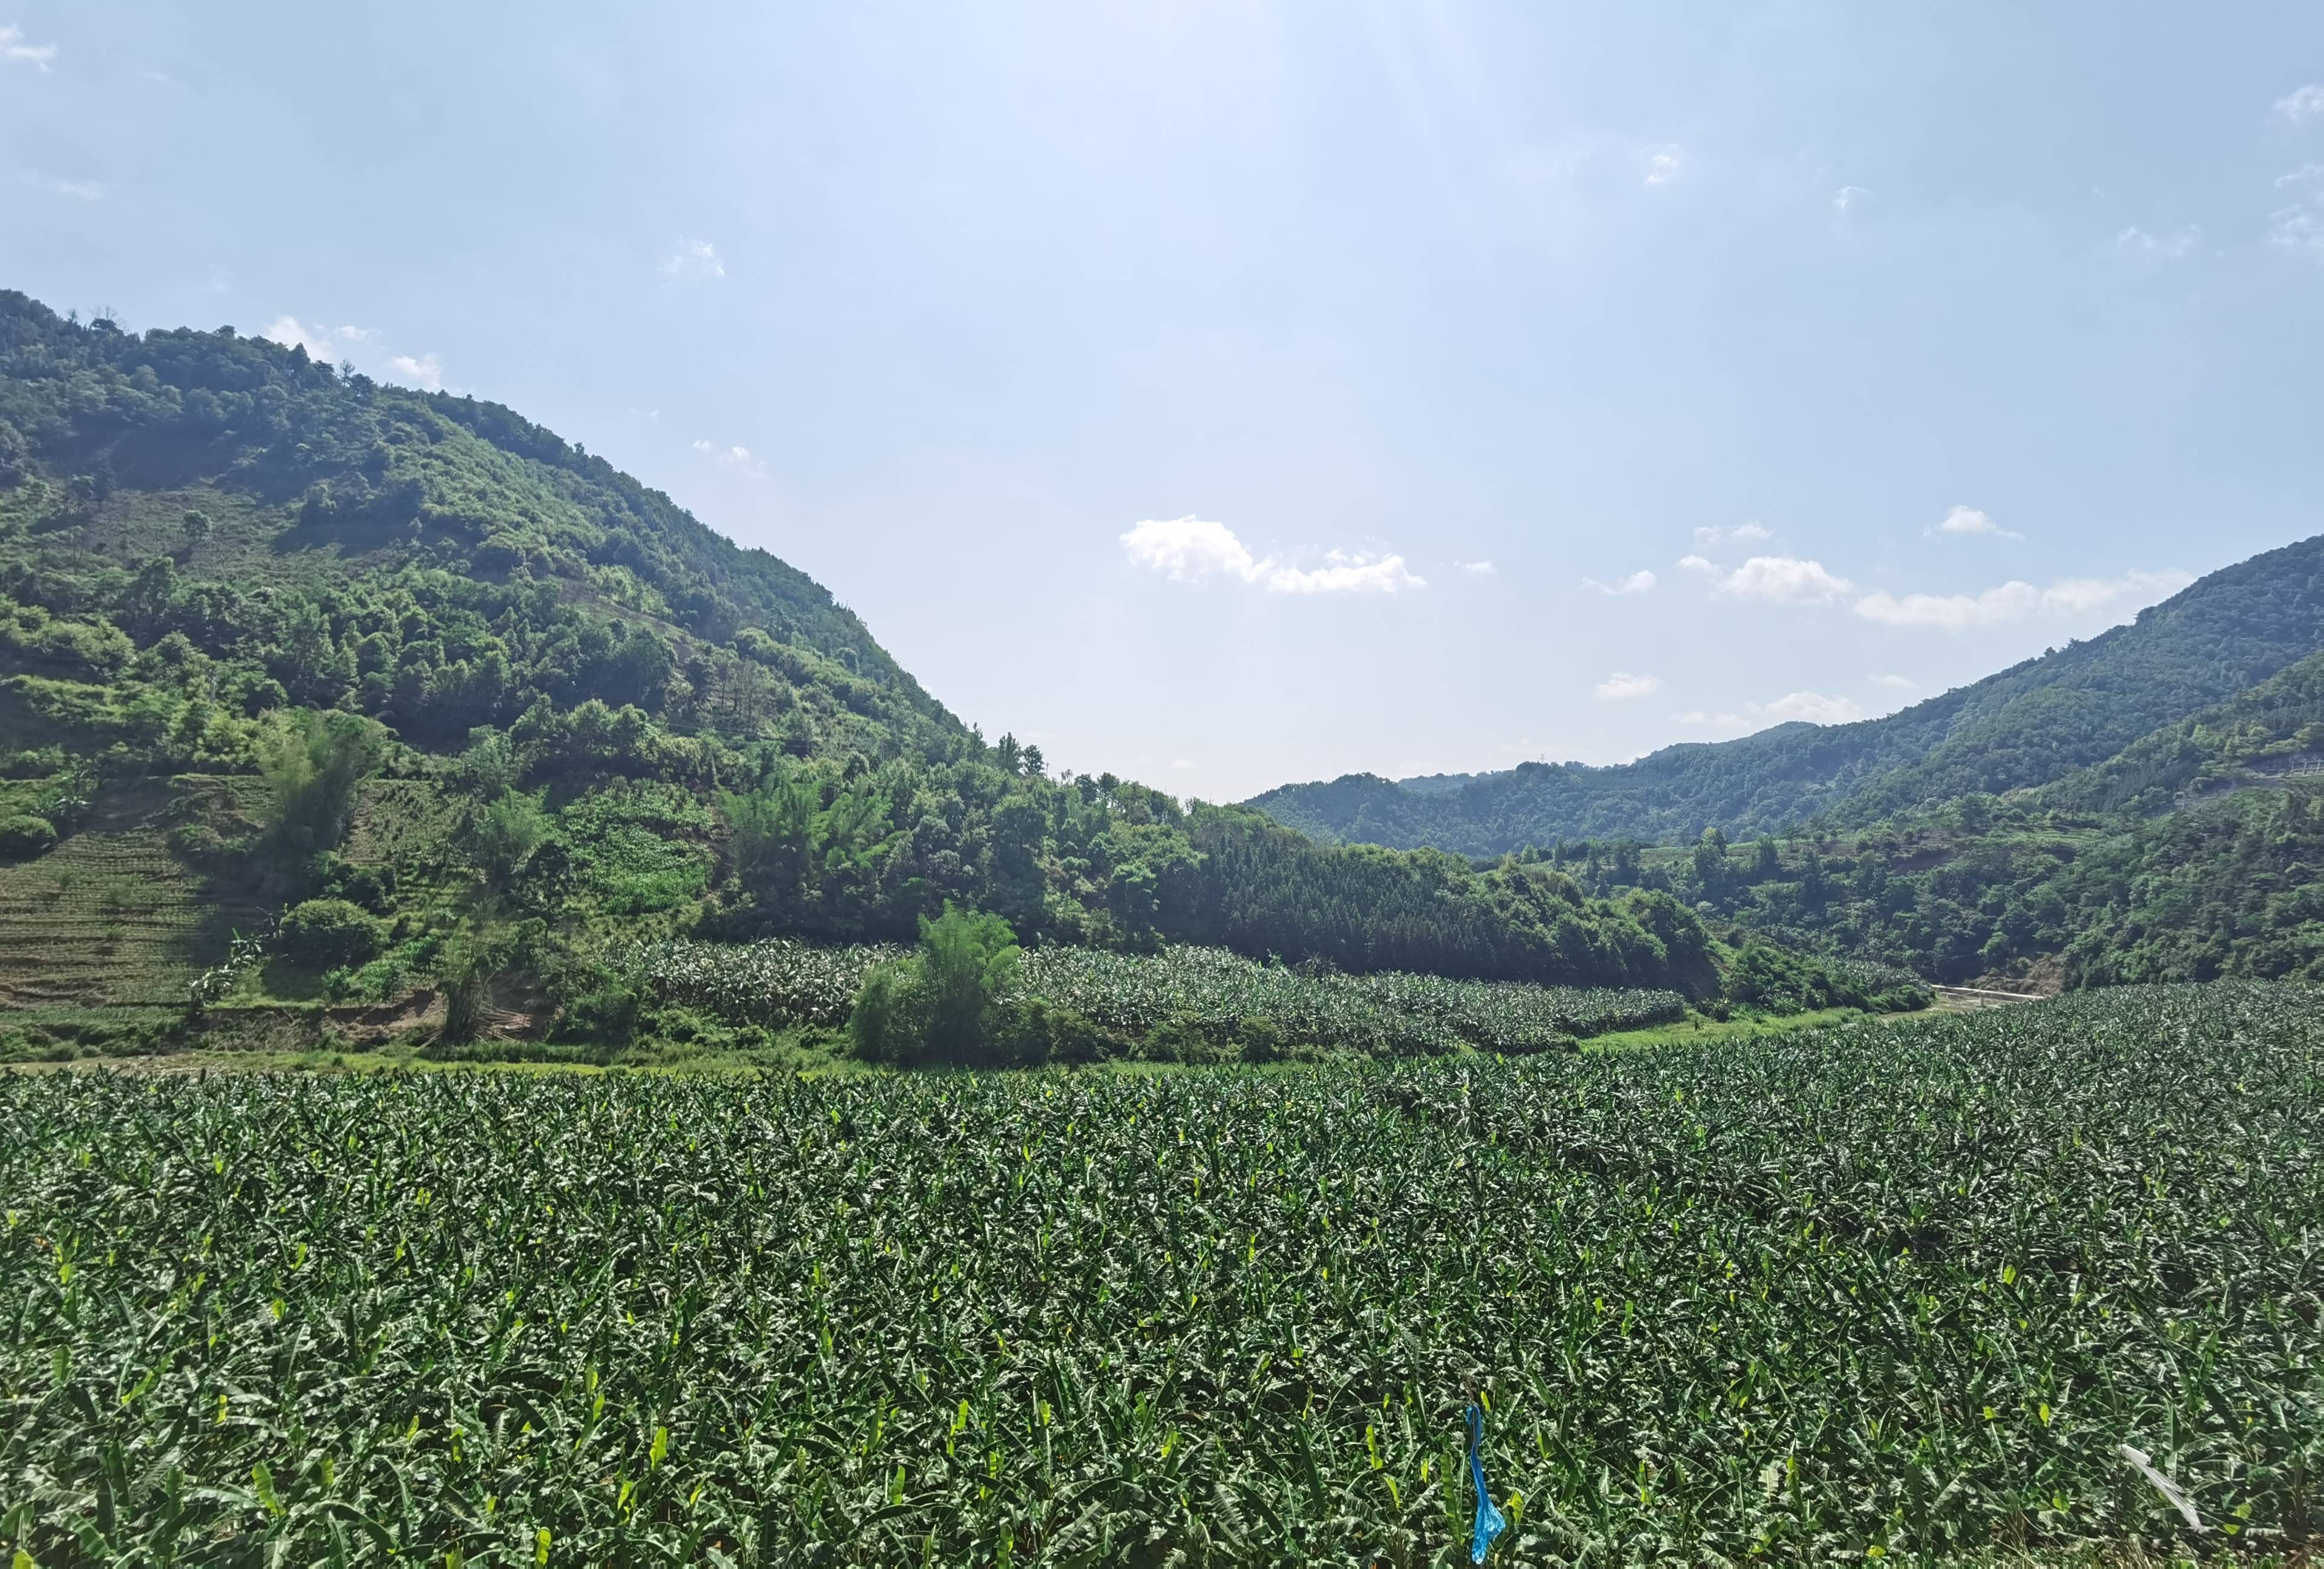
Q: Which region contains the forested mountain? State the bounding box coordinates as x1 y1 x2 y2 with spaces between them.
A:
0 290 1727 1028
1249 534 2324 855
1500 651 2324 988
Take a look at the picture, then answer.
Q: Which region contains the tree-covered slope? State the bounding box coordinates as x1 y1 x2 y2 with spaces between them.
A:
0 291 1738 1033
1509 654 2324 988
1248 534 2324 854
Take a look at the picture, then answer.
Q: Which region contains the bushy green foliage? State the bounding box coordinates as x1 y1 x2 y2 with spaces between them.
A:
274 896 387 970
1721 941 1915 1014
849 905 1029 1066
0 812 54 860
254 709 382 858
2 984 2317 1560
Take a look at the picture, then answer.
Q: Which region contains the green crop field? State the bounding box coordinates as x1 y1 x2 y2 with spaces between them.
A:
4 983 2319 1565
641 937 1691 1056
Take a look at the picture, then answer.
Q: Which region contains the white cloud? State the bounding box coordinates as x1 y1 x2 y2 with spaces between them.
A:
1675 689 1863 732
1264 551 1428 594
1120 516 1425 595
1169 758 1196 771
1761 690 1864 725
1 24 56 69
262 317 430 383
384 352 443 392
1693 522 1772 547
1711 555 1856 605
1871 673 1916 690
2276 84 2324 123
1458 560 1497 575
1122 516 1259 581
1833 185 1868 213
2114 225 2198 261
1853 568 2191 631
25 172 100 200
1932 505 2022 539
1677 553 1716 574
2270 201 2324 258
692 439 764 476
660 239 724 280
1594 671 1663 701
1582 569 1656 595
1643 146 1684 186
261 316 336 359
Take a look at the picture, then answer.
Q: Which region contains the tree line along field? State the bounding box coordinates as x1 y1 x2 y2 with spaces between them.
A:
4 982 2318 1565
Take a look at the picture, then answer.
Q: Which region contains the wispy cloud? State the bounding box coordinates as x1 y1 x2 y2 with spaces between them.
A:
263 316 443 389
2270 202 2324 258
2113 225 2198 261
659 239 724 280
1932 505 2022 540
261 316 338 360
1 24 57 70
1693 522 1772 547
24 171 100 200
1761 691 1865 725
1871 673 1916 691
692 438 765 477
385 353 442 392
1674 689 1865 731
1594 671 1663 701
1832 185 1868 213
1853 568 2191 631
1457 560 1497 575
1684 553 1857 605
1120 516 1425 595
1581 568 1656 596
2276 84 2324 124
1642 146 1684 186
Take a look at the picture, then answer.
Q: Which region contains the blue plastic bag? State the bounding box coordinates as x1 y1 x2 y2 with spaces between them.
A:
1465 1402 1507 1564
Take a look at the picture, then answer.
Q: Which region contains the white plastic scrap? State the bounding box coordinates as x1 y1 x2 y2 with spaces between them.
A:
2118 1443 2204 1532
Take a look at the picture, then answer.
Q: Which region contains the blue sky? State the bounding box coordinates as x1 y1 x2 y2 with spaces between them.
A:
7 3 2324 800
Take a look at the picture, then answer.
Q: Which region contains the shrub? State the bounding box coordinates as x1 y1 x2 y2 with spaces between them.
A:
554 981 642 1047
278 898 387 972
850 905 1025 1066
256 711 384 858
0 814 57 860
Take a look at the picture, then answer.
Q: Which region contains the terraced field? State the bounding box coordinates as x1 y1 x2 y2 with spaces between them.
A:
0 773 445 1028
0 779 232 1010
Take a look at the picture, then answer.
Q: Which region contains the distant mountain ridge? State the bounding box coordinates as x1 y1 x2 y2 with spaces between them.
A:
1247 533 2324 855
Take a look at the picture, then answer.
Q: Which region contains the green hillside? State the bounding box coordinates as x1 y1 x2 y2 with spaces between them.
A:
1494 650 2324 987
1248 535 2324 855
0 291 1788 1059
